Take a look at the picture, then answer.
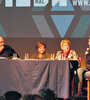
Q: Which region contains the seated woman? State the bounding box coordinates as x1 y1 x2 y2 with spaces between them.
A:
76 38 90 97
31 42 50 59
55 39 80 97
55 39 78 60
0 36 19 58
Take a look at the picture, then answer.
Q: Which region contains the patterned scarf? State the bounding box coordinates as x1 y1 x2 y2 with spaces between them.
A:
61 50 70 58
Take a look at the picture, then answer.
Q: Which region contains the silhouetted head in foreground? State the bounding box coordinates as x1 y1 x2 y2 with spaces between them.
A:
39 89 56 100
4 91 21 100
20 94 43 100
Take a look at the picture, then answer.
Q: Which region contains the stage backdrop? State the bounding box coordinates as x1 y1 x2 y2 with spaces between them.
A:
0 0 90 67
0 0 90 38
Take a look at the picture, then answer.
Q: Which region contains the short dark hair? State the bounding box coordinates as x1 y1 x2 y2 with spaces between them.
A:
36 42 46 50
39 89 56 100
4 91 21 100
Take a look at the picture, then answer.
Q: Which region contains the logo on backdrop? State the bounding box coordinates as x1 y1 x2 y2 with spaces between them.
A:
0 0 90 38
3 0 90 7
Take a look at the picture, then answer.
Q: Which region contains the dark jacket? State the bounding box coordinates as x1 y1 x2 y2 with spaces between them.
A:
0 45 19 58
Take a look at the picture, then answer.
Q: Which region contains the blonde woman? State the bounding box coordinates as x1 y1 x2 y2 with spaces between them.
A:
55 39 78 60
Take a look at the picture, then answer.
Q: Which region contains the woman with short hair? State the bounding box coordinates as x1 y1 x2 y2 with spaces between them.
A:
55 39 78 60
31 42 50 59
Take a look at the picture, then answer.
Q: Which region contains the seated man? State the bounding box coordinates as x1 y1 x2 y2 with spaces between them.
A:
0 36 19 58
55 39 78 60
31 42 50 59
76 38 90 97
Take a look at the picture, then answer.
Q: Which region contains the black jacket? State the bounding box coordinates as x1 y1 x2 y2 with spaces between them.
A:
0 45 19 58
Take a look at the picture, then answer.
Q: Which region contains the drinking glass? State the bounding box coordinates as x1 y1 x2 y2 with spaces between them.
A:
12 53 18 60
25 53 29 59
50 53 55 60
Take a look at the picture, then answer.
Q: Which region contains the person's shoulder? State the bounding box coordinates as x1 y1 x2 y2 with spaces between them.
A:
70 50 76 53
4 45 13 50
4 45 20 58
86 52 90 57
4 45 10 48
45 52 50 55
31 53 37 59
56 51 61 55
45 52 50 56
70 50 75 52
32 53 37 56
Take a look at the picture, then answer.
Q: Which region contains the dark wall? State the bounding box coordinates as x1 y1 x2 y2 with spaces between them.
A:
5 38 88 67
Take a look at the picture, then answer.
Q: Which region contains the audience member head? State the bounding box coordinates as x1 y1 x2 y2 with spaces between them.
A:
4 91 21 100
20 94 32 100
39 89 56 100
0 36 4 53
32 95 43 100
20 94 43 100
36 42 46 55
60 39 70 53
0 96 5 100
